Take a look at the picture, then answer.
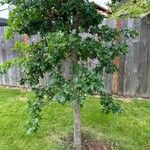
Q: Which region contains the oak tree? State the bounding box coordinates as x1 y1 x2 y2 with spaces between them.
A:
0 0 136 149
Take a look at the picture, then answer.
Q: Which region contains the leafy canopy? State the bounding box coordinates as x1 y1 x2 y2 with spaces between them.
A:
0 0 136 132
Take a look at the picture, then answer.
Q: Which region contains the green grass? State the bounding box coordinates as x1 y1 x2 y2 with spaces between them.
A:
0 87 150 150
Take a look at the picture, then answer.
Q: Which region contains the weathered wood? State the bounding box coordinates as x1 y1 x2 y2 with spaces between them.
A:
123 19 141 97
0 16 150 98
0 27 4 85
112 20 122 95
136 15 150 97
118 19 128 96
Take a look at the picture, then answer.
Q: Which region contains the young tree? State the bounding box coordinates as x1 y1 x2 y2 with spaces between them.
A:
0 0 136 149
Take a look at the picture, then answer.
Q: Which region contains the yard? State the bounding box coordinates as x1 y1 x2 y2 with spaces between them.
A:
0 87 149 150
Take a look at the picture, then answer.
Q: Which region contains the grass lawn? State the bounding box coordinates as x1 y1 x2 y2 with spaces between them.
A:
0 87 150 150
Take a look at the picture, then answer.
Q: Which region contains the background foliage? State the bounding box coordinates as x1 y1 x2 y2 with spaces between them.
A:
111 0 150 18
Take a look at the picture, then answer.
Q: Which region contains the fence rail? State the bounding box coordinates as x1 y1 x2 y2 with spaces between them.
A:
0 16 150 98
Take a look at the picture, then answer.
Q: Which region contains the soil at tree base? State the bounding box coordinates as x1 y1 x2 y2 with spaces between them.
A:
64 134 113 150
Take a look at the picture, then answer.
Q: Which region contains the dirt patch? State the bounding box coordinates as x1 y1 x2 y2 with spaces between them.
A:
82 140 113 150
64 134 113 150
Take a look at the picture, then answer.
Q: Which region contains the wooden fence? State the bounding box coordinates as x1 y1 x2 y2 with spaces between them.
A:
0 15 150 98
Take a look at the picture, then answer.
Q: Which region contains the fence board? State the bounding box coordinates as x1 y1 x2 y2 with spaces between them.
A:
123 19 141 97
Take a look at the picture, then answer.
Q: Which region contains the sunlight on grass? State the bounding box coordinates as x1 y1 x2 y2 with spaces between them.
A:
0 87 150 150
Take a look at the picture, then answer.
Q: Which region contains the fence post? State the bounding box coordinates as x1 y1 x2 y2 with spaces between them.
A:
23 34 28 45
112 20 122 95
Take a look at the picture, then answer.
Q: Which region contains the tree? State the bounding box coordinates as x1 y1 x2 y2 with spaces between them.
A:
0 0 136 149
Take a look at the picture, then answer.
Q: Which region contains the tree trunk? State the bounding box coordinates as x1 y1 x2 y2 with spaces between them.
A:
69 47 81 149
73 101 81 150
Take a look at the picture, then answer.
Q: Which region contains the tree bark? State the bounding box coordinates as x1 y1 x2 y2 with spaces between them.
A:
73 101 81 150
69 48 81 149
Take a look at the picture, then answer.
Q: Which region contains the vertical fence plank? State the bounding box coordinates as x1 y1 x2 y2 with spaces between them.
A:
123 19 141 97
0 27 4 85
137 15 150 97
146 15 150 97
